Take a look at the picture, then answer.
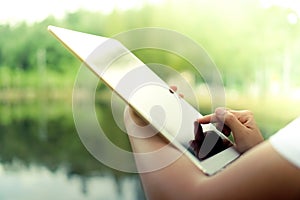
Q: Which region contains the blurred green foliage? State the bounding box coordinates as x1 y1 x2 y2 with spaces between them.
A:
0 1 299 85
0 0 300 131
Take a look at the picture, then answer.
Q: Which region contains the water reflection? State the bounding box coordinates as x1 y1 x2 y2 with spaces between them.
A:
0 164 143 200
0 100 145 200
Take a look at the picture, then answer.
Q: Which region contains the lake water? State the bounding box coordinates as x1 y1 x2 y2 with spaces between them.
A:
1 87 298 200
0 100 146 200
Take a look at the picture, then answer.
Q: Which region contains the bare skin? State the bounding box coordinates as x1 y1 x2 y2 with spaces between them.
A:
198 107 264 153
124 103 300 199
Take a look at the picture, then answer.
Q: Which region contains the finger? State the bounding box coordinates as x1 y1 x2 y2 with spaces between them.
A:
198 108 228 124
216 123 231 136
197 114 219 124
128 107 149 126
219 111 247 140
179 93 184 98
228 110 255 127
170 85 177 92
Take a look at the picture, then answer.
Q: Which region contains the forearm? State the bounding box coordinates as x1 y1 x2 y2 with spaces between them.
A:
129 133 300 200
128 134 209 200
125 108 300 199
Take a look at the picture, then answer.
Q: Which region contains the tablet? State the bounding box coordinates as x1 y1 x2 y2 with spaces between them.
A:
48 26 240 175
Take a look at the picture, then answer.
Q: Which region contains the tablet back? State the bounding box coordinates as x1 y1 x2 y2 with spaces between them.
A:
48 26 240 175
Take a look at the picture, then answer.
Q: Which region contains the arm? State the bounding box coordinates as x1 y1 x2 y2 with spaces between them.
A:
124 107 300 200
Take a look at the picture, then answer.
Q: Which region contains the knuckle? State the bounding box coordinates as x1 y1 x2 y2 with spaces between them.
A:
243 110 253 116
225 112 236 122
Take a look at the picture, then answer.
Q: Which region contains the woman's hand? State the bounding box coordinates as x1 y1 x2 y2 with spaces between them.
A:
197 108 264 153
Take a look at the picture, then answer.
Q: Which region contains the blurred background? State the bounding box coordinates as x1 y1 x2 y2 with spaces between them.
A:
1 0 300 199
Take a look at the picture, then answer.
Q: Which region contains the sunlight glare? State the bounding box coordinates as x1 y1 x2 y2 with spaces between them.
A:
0 0 164 25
